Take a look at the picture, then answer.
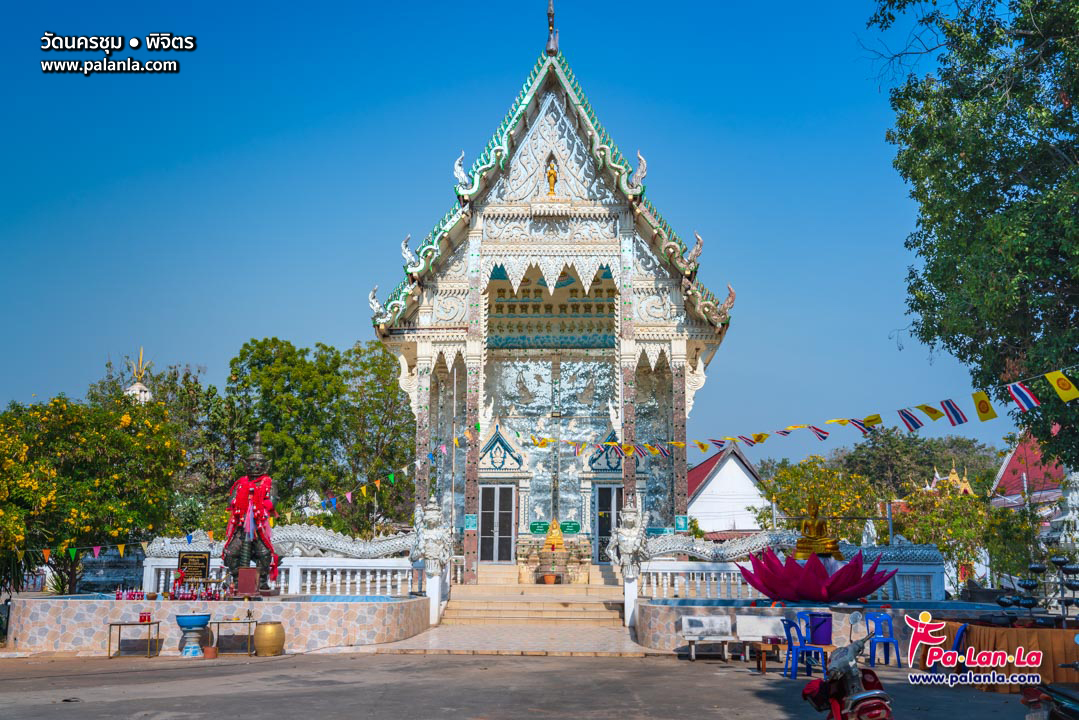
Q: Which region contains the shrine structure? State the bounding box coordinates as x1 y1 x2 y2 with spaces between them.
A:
370 4 735 584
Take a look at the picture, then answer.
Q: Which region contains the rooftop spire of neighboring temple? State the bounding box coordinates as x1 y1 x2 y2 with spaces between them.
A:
546 0 559 56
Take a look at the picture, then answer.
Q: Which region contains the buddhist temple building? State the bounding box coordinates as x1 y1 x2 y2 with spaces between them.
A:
370 6 735 583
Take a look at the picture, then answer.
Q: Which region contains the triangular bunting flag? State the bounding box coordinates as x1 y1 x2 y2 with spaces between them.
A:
464 429 473 441
16 549 24 562
375 477 381 489
207 530 214 542
92 546 101 558
361 485 368 498
453 437 459 448
389 472 396 484
286 511 293 523
269 516 274 527
140 541 149 553
68 547 77 560
116 544 125 558
186 533 193 544
42 548 51 563
346 491 352 503
1046 371 1079 402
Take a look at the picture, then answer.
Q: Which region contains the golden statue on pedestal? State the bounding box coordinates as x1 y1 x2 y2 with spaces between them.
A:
544 517 565 550
546 159 558 196
794 499 843 561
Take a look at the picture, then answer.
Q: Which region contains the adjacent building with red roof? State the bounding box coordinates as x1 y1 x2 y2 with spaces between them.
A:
687 445 768 538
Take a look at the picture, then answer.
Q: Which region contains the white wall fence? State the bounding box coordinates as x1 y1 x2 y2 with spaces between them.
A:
639 561 946 602
142 556 425 597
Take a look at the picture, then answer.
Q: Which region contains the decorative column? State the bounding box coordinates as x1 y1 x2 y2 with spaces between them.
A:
462 228 483 584
671 362 688 518
414 355 433 506
619 221 637 502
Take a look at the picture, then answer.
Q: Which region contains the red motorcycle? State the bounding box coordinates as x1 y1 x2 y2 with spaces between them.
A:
802 635 893 720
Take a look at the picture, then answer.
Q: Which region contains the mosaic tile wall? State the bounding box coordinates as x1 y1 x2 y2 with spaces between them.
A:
8 596 429 656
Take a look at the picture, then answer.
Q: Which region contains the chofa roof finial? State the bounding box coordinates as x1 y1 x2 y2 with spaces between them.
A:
546 0 559 56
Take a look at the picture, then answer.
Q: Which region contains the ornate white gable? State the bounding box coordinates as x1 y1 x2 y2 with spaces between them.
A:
484 90 618 205
587 430 623 474
479 425 525 473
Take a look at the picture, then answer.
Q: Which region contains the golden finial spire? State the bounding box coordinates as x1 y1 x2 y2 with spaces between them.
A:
127 347 151 383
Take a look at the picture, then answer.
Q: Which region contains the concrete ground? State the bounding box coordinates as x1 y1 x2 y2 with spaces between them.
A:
0 653 1027 719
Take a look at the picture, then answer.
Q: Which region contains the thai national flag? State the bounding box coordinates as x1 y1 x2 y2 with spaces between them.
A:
708 438 727 450
898 408 924 432
737 435 756 446
634 443 649 457
774 429 792 436
656 444 671 458
1007 382 1040 412
847 419 870 435
809 425 830 441
609 443 626 458
940 399 968 426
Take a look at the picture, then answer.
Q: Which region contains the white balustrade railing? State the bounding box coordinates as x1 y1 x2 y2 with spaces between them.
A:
142 556 424 597
638 560 944 602
450 555 465 585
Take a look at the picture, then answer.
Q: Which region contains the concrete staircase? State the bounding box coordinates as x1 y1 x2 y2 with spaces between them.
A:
442 564 626 627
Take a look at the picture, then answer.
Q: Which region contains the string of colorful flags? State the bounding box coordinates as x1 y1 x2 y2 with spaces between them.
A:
12 363 1076 560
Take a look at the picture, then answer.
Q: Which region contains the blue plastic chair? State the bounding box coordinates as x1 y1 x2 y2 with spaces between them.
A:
865 612 902 668
930 623 968 674
781 618 829 679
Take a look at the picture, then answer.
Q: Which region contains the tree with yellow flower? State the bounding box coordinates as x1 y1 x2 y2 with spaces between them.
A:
0 395 184 594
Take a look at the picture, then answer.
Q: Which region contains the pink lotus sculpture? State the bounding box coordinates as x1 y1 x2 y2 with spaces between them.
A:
738 548 897 603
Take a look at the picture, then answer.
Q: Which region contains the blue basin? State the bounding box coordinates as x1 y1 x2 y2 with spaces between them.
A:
175 613 211 629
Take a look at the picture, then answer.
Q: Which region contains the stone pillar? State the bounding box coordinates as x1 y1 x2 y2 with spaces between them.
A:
624 575 638 628
463 360 480 584
414 356 433 506
619 218 637 503
671 363 688 518
463 227 484 584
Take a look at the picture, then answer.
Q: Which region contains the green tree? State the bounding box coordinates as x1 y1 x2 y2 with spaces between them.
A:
871 0 1079 468
751 455 883 543
227 338 349 510
841 427 937 495
0 396 183 593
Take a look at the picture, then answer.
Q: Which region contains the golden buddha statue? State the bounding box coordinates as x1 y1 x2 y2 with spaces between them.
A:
546 159 558 196
545 517 565 551
794 499 843 561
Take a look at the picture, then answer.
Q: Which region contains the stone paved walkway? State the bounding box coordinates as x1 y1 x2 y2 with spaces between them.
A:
374 622 665 657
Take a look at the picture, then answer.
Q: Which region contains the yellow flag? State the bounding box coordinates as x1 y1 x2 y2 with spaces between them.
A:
140 542 148 554
464 428 473 441
604 441 620 447
825 418 849 425
453 437 459 448
752 433 770 444
361 485 368 498
694 440 709 453
723 437 739 443
269 517 274 527
971 391 998 421
646 444 660 455
915 404 945 421
668 441 686 448
207 531 214 543
286 511 293 523
16 549 24 562
785 424 808 430
863 414 883 427
1046 371 1079 402
116 544 125 558
622 444 635 456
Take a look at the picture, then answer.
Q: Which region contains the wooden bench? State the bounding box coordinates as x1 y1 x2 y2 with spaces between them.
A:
681 615 737 661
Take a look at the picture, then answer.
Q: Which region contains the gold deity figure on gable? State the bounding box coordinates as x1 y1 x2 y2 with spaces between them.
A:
546 159 558 196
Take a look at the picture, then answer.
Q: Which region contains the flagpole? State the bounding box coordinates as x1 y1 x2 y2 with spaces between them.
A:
451 363 457 540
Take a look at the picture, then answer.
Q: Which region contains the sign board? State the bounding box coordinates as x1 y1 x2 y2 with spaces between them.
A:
177 551 210 580
646 527 675 536
560 521 581 534
529 521 550 534
464 514 478 531
674 515 689 533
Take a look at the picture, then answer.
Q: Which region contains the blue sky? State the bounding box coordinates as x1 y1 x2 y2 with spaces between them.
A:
0 1 1017 465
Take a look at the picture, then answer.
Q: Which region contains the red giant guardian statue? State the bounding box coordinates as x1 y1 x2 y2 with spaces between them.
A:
223 434 279 591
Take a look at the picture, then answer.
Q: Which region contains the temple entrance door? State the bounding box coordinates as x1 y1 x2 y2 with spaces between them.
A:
479 485 515 563
593 486 623 564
